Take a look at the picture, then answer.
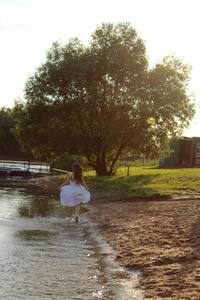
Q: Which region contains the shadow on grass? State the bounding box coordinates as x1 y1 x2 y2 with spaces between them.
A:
123 174 159 185
89 174 170 201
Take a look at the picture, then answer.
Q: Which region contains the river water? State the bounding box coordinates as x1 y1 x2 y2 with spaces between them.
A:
0 186 143 299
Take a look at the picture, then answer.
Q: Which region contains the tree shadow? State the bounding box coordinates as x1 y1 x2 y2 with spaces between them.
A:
125 174 160 185
111 174 167 200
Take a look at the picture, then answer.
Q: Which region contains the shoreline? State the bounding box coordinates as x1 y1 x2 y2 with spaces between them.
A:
82 208 144 299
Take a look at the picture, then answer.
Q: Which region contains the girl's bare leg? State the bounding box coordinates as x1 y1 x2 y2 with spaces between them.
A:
75 205 79 223
69 207 73 221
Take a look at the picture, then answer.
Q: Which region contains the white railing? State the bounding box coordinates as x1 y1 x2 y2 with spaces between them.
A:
0 159 50 173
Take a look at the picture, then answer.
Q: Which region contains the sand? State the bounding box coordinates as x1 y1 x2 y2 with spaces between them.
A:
86 197 200 299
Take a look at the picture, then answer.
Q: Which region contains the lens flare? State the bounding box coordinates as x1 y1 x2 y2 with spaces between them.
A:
147 117 155 125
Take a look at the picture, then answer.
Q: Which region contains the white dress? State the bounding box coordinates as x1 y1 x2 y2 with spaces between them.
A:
60 175 91 207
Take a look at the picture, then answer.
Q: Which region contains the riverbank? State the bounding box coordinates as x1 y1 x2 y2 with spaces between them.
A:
2 177 200 298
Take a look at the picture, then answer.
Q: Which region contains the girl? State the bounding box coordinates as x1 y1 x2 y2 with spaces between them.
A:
59 163 91 223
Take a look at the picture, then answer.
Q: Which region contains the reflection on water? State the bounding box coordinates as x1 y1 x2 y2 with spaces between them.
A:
0 187 143 299
18 197 64 218
15 229 57 241
18 196 88 219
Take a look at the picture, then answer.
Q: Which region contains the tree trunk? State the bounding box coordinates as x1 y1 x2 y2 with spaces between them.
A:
87 144 124 176
108 144 124 175
95 159 108 176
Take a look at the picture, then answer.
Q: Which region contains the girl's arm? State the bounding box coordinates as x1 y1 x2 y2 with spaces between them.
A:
59 174 71 190
82 178 89 191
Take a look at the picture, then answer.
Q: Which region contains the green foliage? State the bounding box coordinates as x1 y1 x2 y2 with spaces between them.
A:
12 23 195 175
0 107 30 158
84 166 200 200
53 155 88 172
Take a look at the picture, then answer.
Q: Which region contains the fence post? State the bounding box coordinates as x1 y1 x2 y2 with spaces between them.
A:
127 166 129 176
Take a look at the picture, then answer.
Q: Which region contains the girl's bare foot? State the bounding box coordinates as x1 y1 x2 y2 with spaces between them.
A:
75 216 78 223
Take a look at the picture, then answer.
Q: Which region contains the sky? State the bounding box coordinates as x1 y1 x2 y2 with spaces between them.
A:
0 0 200 137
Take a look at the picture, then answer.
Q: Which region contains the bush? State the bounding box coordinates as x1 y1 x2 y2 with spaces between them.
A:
53 156 89 172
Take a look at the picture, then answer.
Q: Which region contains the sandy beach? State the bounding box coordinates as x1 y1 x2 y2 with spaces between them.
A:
86 197 200 299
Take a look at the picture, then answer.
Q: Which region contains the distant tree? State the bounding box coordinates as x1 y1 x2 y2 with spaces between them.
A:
12 23 195 175
0 107 21 157
0 107 32 159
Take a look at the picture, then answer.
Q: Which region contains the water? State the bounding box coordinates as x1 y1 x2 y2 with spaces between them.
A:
0 187 143 299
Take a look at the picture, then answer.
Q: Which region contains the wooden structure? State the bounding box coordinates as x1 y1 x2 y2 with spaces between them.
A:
160 137 200 167
0 166 33 178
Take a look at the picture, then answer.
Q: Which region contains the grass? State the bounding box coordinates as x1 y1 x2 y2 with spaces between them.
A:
83 166 200 201
37 165 200 201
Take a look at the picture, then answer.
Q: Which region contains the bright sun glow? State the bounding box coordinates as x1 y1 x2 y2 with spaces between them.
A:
0 0 199 136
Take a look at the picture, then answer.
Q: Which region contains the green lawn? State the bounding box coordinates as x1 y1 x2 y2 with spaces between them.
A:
84 166 200 200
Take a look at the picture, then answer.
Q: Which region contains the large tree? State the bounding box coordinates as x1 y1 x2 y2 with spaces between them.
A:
12 23 195 175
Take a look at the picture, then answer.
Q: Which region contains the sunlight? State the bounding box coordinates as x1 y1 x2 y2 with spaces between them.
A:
0 0 199 135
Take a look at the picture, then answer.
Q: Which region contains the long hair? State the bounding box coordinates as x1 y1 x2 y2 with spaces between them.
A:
73 163 83 184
